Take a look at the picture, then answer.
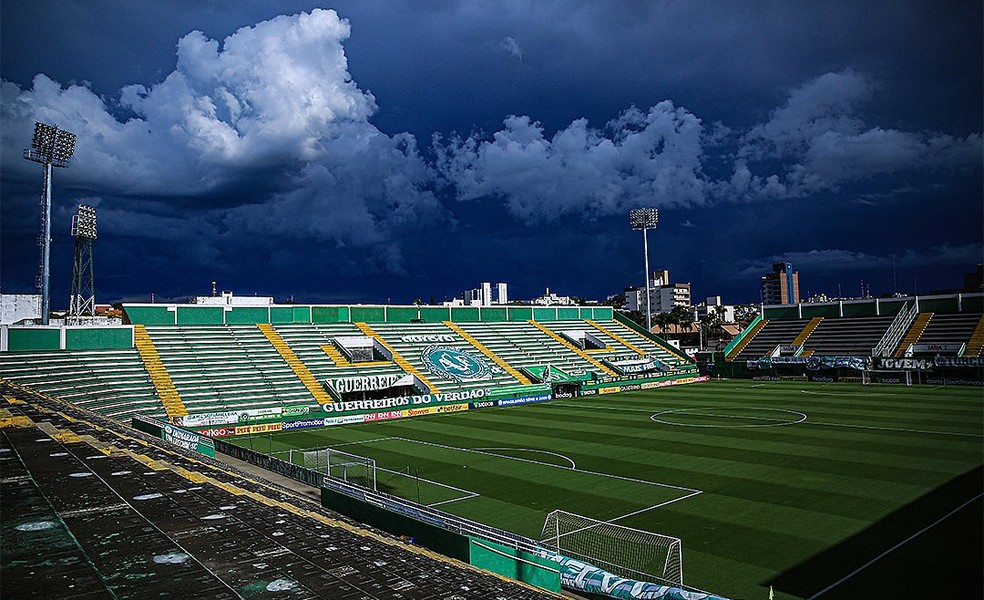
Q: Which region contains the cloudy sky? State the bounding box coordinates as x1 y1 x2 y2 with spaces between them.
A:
1 1 981 306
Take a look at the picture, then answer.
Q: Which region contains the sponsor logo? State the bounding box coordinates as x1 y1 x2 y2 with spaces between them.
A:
936 357 984 368
234 422 283 435
406 407 437 418
162 424 206 451
435 403 469 414
471 400 497 409
400 334 456 343
282 405 310 417
553 391 575 399
926 378 984 386
580 389 598 396
420 345 492 381
498 394 552 407
282 418 326 430
598 387 620 394
363 410 404 422
195 427 235 437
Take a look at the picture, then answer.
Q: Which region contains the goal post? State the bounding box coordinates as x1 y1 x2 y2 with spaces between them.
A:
300 446 377 491
862 369 913 386
540 509 683 587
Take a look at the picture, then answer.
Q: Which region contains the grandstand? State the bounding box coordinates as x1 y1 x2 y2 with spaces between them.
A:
719 292 984 382
0 303 699 430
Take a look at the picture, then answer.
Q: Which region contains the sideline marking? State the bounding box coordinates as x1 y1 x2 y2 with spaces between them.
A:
472 447 576 469
806 421 984 438
808 493 984 599
651 407 808 428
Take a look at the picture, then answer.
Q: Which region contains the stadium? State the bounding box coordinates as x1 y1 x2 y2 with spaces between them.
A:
2 5 982 600
2 294 982 600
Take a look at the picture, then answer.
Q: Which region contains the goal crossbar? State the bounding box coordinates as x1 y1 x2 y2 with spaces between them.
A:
540 509 683 586
298 446 377 491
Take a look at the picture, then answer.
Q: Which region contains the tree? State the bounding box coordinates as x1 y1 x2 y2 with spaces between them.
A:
669 305 693 334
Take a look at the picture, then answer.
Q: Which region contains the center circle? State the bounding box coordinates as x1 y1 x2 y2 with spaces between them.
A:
650 407 807 428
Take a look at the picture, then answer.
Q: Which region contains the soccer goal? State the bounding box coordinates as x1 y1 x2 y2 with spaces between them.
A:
298 447 377 491
540 509 683 586
862 369 913 386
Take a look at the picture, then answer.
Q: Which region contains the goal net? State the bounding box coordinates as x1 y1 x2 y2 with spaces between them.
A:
862 369 913 386
540 509 683 586
300 447 377 491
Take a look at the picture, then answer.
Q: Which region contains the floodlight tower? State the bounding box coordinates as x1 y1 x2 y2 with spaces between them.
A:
629 208 659 331
68 205 97 324
24 122 78 325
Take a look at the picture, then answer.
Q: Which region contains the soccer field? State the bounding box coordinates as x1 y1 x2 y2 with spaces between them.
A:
233 380 983 600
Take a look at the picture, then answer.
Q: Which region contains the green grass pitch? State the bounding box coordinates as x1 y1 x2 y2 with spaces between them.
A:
233 380 983 600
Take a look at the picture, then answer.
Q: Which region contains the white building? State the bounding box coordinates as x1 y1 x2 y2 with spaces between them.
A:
625 270 691 313
531 287 576 306
444 282 508 307
0 294 42 325
693 296 736 323
191 290 274 306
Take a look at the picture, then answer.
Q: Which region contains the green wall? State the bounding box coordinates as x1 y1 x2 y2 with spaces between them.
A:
350 306 385 322
469 537 560 593
557 307 580 320
65 327 132 350
508 306 532 321
7 328 60 351
176 306 224 325
225 307 269 325
451 307 480 322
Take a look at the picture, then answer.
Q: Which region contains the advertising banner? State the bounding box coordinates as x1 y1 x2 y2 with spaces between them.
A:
161 424 216 457
234 422 283 435
498 394 552 407
176 406 282 427
324 373 413 395
320 388 489 414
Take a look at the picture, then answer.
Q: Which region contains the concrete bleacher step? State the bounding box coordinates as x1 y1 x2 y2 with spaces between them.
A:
256 324 333 405
727 319 769 360
894 312 934 357
527 320 618 377
443 321 531 385
354 322 441 394
133 325 189 418
962 315 984 357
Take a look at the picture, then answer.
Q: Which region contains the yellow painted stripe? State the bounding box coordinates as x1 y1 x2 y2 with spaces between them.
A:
585 319 646 356
354 323 440 394
133 324 189 417
792 317 823 347
443 321 531 385
257 324 333 404
726 319 768 360
894 312 934 357
527 320 619 377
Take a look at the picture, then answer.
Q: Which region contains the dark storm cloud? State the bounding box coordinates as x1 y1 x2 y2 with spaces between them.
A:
1 1 980 304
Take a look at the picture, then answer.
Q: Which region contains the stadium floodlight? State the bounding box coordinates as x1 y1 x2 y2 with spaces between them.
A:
24 122 78 325
629 208 659 331
71 205 97 240
68 205 97 323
